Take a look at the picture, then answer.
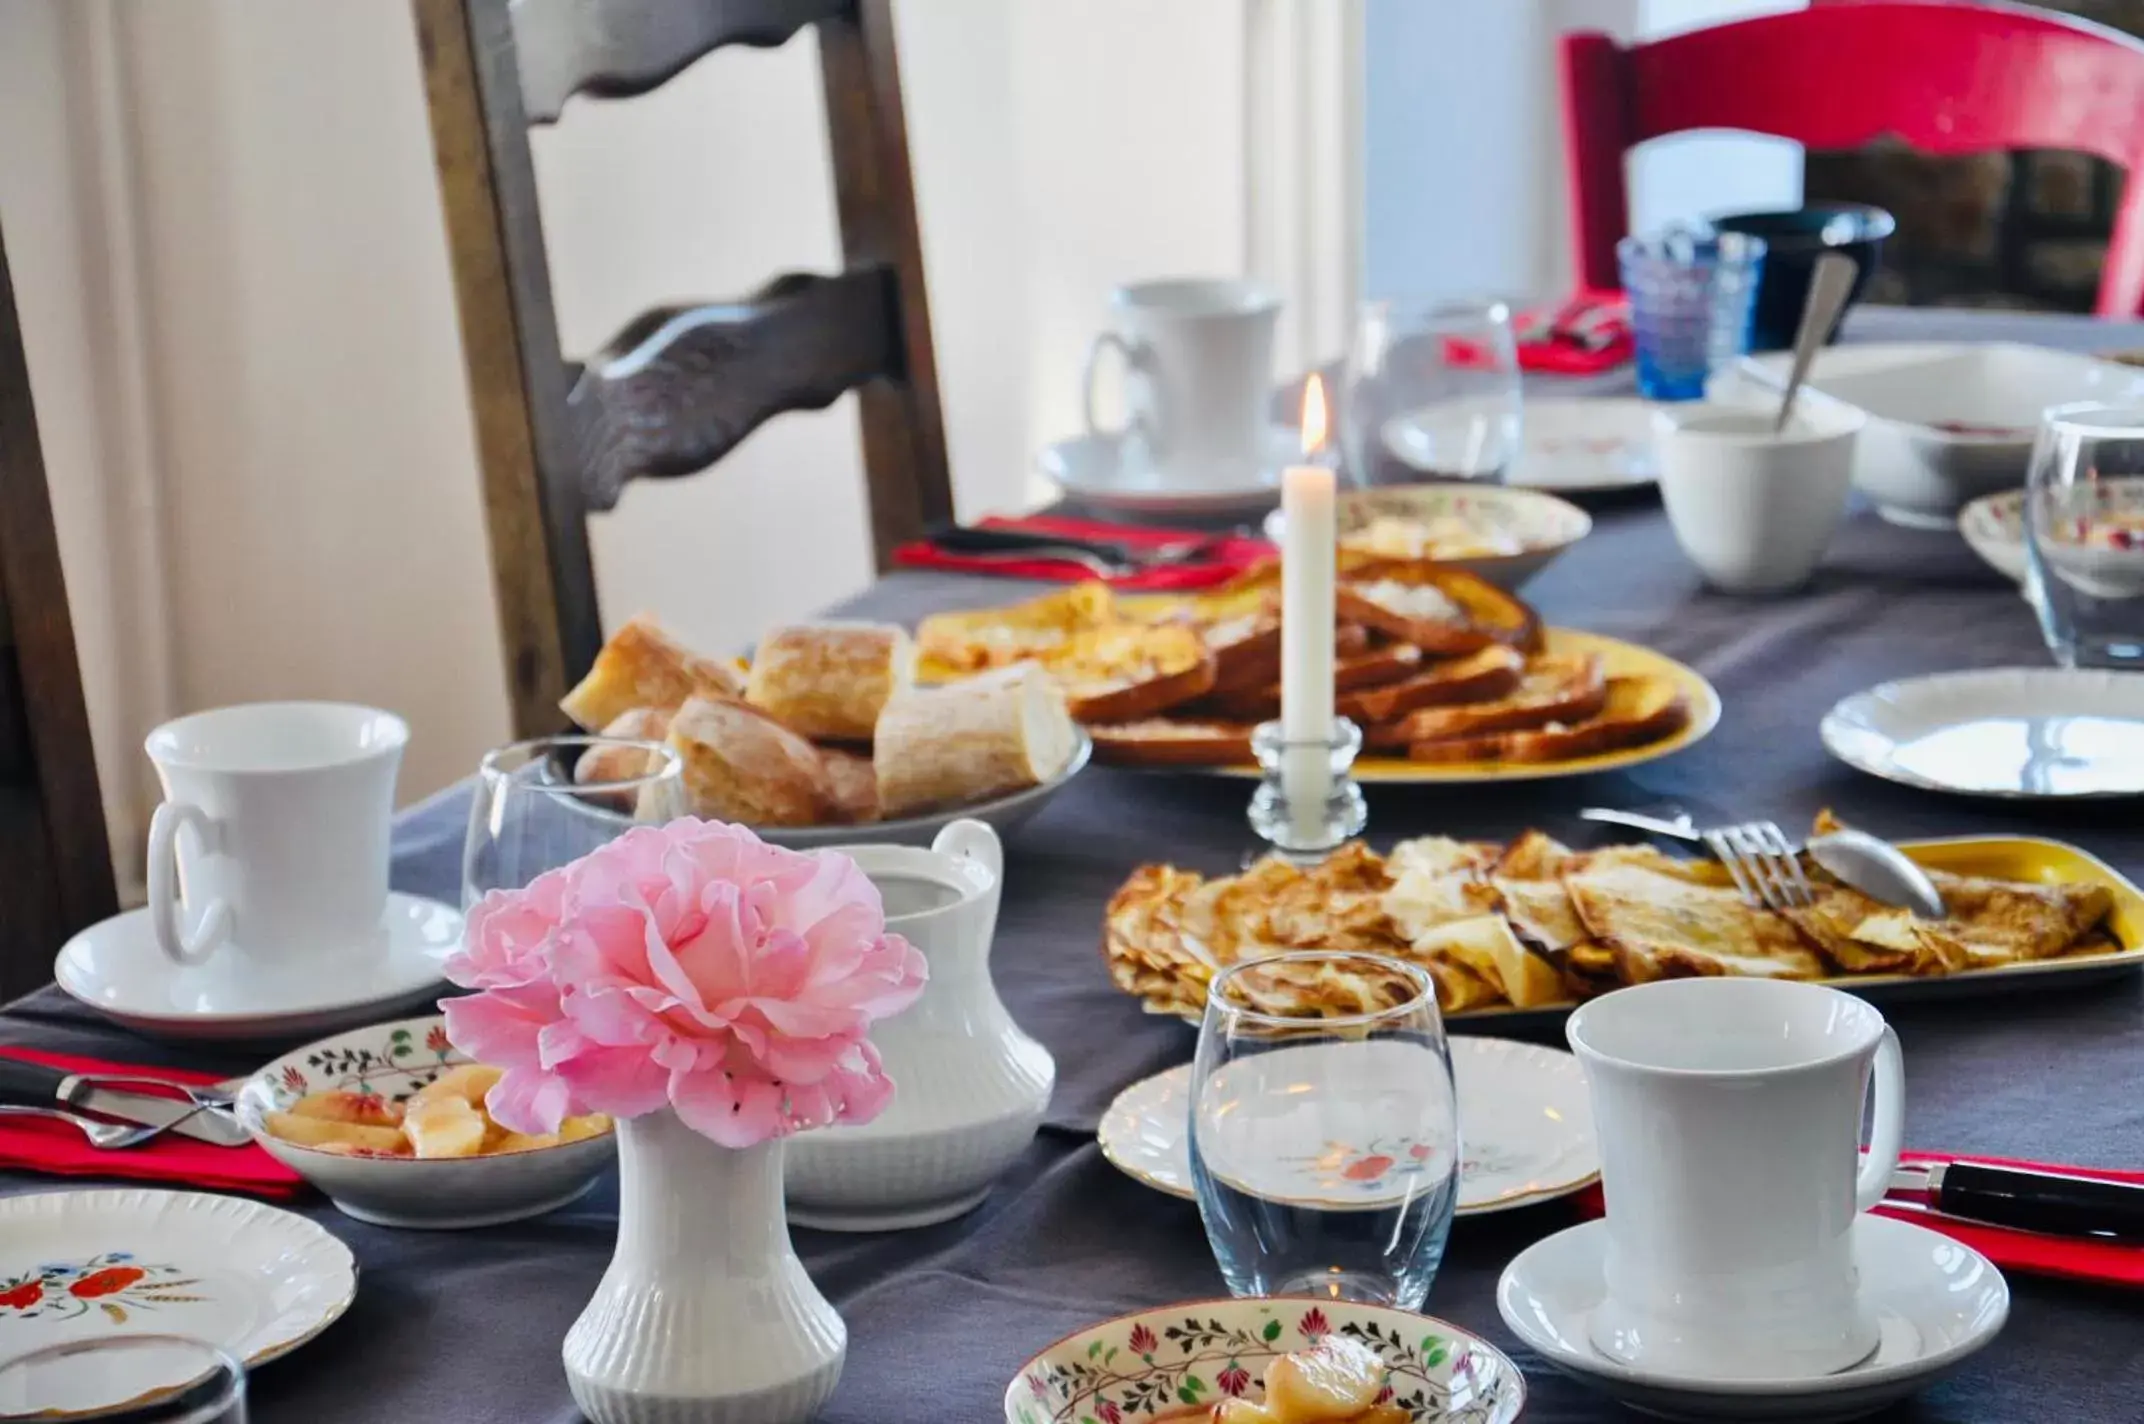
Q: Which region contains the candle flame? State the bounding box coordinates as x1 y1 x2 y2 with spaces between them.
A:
1300 374 1328 455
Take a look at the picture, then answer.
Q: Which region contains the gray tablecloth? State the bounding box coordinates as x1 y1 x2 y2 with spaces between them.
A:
10 307 2144 1423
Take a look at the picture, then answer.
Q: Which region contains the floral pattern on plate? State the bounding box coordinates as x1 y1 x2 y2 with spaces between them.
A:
0 1253 205 1325
1006 1298 1524 1424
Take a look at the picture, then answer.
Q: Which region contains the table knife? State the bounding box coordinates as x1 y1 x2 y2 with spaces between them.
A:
0 1058 252 1148
1891 1161 2144 1240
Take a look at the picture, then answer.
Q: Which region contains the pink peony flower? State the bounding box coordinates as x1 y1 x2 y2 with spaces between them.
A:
442 819 927 1147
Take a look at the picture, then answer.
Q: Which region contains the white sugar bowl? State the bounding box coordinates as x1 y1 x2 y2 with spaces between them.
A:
785 819 1055 1230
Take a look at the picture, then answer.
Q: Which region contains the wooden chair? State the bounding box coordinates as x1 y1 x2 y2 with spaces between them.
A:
413 0 954 738
1560 0 2144 318
0 219 119 1000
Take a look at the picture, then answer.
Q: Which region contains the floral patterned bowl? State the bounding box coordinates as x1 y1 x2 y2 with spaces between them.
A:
1960 476 2144 589
1264 484 1592 590
235 1014 615 1230
1003 1297 1525 1424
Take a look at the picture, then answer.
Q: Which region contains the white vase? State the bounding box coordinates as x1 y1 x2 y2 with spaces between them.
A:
564 1108 844 1424
785 820 1055 1231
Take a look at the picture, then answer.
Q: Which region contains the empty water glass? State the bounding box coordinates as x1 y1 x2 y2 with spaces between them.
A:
0 1335 245 1421
2025 403 2144 668
1190 951 1458 1308
462 735 689 907
1340 298 1521 486
1619 227 1766 401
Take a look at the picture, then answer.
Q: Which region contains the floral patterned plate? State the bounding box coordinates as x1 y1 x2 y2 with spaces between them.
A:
1262 483 1592 591
1099 1037 1597 1215
0 1188 355 1418
235 1014 616 1229
1004 1297 1525 1424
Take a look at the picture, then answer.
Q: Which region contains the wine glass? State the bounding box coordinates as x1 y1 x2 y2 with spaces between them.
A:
462 734 688 907
1340 298 1521 487
1189 951 1459 1308
0 1335 246 1421
2025 402 2144 670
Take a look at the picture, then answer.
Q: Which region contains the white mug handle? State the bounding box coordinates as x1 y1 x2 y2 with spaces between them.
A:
1080 331 1141 438
147 802 233 966
1853 1025 1907 1212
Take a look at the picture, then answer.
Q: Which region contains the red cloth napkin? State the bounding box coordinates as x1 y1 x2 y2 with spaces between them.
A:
1571 1150 2144 1288
0 1048 305 1200
1447 290 1633 376
892 514 1274 591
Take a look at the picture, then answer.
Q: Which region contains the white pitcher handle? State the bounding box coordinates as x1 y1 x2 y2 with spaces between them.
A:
1080 331 1139 438
147 802 232 966
1854 1025 1906 1212
931 818 1002 888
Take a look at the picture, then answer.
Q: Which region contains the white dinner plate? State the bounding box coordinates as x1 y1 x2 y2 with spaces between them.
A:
54 892 462 1041
1097 1036 1598 1215
1384 396 1658 493
1038 426 1298 519
1822 668 2144 799
0 1189 356 1418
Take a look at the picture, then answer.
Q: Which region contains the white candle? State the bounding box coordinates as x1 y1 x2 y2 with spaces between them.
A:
1279 376 1336 843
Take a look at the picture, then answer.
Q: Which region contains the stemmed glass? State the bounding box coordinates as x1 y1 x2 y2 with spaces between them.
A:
1340 298 1521 487
2024 402 2144 670
1189 951 1459 1308
462 735 688 907
0 1335 246 1421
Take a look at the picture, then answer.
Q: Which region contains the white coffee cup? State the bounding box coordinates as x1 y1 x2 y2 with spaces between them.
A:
145 702 408 973
1653 397 1863 594
1566 977 1905 1381
1082 278 1281 485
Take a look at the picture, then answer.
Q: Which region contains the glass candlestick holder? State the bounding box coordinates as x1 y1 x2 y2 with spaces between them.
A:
1247 718 1368 861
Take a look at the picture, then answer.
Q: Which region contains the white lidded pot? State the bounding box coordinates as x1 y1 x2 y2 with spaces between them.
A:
785 819 1055 1230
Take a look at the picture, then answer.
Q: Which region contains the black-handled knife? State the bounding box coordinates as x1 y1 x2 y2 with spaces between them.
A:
1893 1161 2144 1240
925 524 1138 568
0 1057 251 1147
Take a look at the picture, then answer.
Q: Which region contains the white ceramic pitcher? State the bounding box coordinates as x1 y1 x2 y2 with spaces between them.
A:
785 820 1055 1231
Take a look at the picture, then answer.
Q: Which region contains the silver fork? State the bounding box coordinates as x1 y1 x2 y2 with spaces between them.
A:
0 1102 212 1150
1579 808 1814 910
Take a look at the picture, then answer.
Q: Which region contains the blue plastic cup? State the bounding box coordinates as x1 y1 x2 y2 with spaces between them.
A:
1619 228 1767 401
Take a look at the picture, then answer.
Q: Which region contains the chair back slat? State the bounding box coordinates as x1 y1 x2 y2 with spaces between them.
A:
511 0 852 123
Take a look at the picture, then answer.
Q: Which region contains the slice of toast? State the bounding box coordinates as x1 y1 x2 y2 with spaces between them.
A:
1042 623 1217 721
1342 645 1525 731
914 581 1116 678
1335 561 1539 655
1407 674 1688 765
1384 654 1606 744
1090 718 1255 767
1197 643 1425 723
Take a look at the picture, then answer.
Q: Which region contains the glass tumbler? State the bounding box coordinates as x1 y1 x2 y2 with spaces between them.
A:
1190 951 1459 1308
1619 227 1766 401
462 734 689 907
0 1335 246 1421
2025 403 2144 669
1340 298 1522 486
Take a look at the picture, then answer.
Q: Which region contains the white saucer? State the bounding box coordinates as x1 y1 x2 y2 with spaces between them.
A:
1822 667 2144 799
1038 426 1296 518
1098 1036 1598 1215
1384 396 1658 493
1496 1215 2008 1423
55 892 463 1041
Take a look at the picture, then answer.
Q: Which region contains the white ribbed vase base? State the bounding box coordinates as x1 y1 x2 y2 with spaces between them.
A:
564 1111 845 1424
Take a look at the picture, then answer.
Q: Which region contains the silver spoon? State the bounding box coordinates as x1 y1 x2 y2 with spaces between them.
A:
1773 251 1860 433
0 1102 213 1150
1807 827 1947 920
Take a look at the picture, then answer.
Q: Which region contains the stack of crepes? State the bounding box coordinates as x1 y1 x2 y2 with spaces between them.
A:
1103 814 2120 1020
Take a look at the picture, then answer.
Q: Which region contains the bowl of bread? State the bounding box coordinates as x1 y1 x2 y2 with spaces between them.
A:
236 1015 616 1229
559 614 1089 848
1263 483 1592 590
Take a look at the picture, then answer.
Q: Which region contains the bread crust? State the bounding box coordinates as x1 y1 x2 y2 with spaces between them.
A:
744 622 914 742
1090 719 1255 767
560 614 747 730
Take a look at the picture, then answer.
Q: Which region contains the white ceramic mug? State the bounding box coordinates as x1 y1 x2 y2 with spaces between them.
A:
785 819 1055 1231
145 702 408 972
1653 397 1863 594
1566 977 1905 1381
1082 278 1281 483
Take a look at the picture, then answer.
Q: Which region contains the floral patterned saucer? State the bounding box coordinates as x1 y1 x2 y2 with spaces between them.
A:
1004 1297 1525 1424
0 1188 355 1418
1098 1036 1597 1215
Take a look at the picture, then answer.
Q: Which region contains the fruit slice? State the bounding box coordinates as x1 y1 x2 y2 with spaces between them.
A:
1264 1334 1387 1420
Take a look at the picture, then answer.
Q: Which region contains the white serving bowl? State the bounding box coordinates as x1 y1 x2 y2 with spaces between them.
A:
1263 482 1592 590
236 1014 616 1229
1004 1297 1526 1423
1734 343 2144 526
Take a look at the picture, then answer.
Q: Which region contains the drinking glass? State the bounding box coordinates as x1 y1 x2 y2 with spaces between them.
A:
1619 226 1766 400
462 735 688 907
1190 951 1458 1308
0 1335 245 1421
1340 298 1521 487
2025 403 2144 669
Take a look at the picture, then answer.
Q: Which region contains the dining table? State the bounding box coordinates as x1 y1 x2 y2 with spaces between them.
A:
8 303 2144 1423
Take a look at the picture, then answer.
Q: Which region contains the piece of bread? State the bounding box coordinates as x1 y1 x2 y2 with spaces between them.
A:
875 664 1078 818
744 622 914 742
560 614 746 731
1382 653 1607 746
665 696 835 827
819 747 882 824
574 707 673 785
1090 718 1255 767
1335 562 1539 655
1042 623 1216 722
1196 643 1425 723
1343 646 1525 733
914 581 1116 678
1407 674 1687 765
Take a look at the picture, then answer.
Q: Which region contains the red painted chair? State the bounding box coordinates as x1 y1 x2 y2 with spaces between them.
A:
1561 1 2144 317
